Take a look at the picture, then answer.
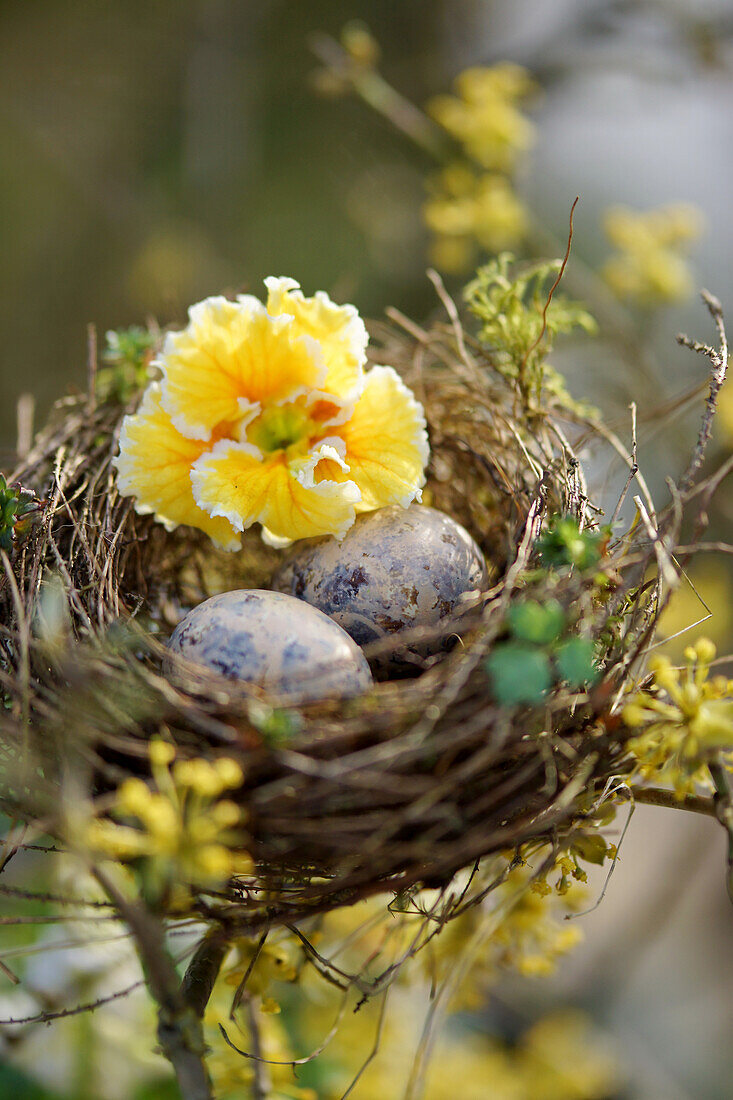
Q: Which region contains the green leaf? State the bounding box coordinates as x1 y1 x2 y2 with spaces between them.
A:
485 643 552 706
248 701 303 745
573 833 611 866
508 598 565 645
463 253 597 413
536 516 605 570
555 636 598 687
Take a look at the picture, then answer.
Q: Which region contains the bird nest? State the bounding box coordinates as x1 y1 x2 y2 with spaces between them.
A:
0 297 726 932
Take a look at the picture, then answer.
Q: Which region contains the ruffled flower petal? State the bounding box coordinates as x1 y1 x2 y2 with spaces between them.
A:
191 440 361 545
115 281 429 547
331 366 429 512
263 277 367 407
113 384 240 551
160 295 326 440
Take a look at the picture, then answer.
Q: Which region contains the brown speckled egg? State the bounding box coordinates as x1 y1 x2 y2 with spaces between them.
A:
272 505 488 674
167 590 372 703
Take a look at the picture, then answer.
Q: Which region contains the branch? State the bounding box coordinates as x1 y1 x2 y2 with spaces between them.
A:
677 290 729 493
309 32 447 161
94 867 215 1100
629 785 717 817
709 762 733 904
181 929 230 1019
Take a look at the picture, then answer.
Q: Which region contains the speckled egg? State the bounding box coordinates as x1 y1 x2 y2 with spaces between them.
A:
167 589 372 703
272 505 488 674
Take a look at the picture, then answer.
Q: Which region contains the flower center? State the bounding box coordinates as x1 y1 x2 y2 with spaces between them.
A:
248 404 311 454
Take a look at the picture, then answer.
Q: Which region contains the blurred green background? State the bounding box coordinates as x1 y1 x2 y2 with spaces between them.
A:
1 1 733 1098
0 0 451 452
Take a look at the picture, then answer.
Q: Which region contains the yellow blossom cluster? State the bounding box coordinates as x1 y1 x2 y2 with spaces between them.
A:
419 885 583 999
601 203 704 306
416 1011 619 1100
424 64 534 272
424 166 527 274
114 279 428 547
84 739 252 903
623 638 733 795
428 65 536 173
192 853 620 1098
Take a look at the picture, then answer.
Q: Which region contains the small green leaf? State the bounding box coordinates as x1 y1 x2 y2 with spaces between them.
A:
536 516 605 570
248 701 303 745
573 833 610 866
508 599 565 645
555 636 598 687
485 643 552 706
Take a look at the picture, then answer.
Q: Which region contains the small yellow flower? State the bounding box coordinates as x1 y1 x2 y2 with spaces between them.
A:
428 63 536 172
601 203 704 306
424 167 527 272
83 742 251 902
115 279 429 547
623 637 733 794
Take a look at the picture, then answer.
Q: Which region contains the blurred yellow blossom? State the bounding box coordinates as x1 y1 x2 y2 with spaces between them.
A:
424 166 527 273
427 64 536 172
601 203 704 305
623 638 733 795
83 739 252 904
306 1003 619 1100
115 279 428 548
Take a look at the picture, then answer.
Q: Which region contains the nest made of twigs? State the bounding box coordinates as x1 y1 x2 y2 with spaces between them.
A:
1 303 713 930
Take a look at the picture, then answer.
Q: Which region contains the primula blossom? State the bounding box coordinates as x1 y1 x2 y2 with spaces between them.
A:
114 278 429 548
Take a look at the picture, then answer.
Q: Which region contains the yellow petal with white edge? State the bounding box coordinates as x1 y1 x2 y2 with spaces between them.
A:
335 365 429 512
191 441 360 545
161 295 326 440
263 277 367 408
113 384 240 550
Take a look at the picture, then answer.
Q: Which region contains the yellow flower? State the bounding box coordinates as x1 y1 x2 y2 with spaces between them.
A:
428 64 536 173
83 741 252 903
424 167 527 272
601 203 704 306
623 638 733 794
114 279 429 547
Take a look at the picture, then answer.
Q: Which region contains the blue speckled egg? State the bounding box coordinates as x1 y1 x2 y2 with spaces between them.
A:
272 505 488 674
167 590 372 703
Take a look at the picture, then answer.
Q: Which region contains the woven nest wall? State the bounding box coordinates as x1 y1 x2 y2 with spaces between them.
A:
0 314 675 929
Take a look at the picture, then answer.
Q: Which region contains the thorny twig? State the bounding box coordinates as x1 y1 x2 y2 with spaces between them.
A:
677 290 729 493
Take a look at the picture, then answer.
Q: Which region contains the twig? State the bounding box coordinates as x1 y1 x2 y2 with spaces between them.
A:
219 987 350 1069
309 32 447 160
518 195 579 382
425 269 475 377
610 403 638 527
339 990 388 1099
629 785 718 818
245 996 270 1100
94 866 215 1100
230 930 268 1015
181 928 230 1019
709 761 733 903
677 290 729 493
0 977 146 1026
